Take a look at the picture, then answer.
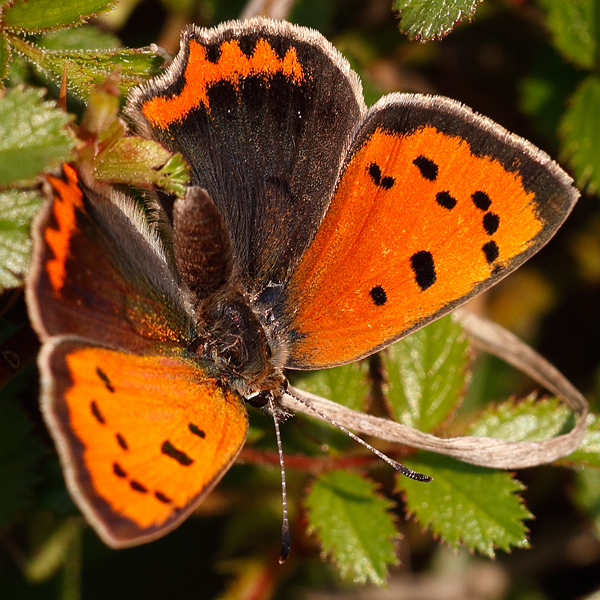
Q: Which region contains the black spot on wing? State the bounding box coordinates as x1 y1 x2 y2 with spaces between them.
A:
113 462 127 478
368 163 395 189
96 367 115 393
482 241 499 263
90 401 105 424
369 163 381 184
413 155 438 181
162 440 194 466
155 491 172 504
370 286 387 306
411 251 437 291
472 191 492 211
380 175 395 189
189 423 206 438
116 433 129 451
483 212 500 235
367 163 396 190
436 191 457 210
130 480 148 494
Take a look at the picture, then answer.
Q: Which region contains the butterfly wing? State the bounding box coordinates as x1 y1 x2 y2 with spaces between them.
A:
27 167 248 547
27 164 190 353
127 18 365 293
283 95 579 369
41 338 247 548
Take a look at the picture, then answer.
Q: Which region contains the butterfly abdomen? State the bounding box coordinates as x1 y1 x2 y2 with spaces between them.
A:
173 187 233 302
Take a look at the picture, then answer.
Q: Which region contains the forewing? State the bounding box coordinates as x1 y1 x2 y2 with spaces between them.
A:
284 95 579 369
41 338 248 548
127 18 365 292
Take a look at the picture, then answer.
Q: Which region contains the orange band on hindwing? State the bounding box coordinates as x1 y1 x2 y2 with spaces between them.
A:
141 38 305 128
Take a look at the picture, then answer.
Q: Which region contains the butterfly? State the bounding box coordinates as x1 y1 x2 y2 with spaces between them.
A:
26 17 578 549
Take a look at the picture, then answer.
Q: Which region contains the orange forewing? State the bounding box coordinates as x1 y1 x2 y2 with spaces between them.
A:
286 125 547 368
43 165 84 295
27 166 189 354
41 339 247 548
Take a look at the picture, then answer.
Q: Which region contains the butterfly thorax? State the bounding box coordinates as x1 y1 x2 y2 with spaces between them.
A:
174 186 286 399
189 289 284 399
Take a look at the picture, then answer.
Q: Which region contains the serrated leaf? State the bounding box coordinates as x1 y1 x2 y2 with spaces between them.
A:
468 395 574 441
560 413 600 467
397 453 531 556
382 315 469 432
393 0 482 41
293 361 370 411
537 0 596 69
0 189 43 290
3 0 116 31
305 470 398 584
0 86 74 185
560 75 600 194
0 396 45 528
8 35 164 100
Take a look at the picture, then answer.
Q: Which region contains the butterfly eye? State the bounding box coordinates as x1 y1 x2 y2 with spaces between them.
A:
246 390 270 408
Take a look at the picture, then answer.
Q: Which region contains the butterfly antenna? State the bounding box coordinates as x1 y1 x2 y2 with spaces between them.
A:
286 388 432 483
269 397 291 563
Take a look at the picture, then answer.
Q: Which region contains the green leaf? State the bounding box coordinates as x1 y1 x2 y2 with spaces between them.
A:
561 412 600 467
0 396 45 528
305 470 398 584
560 74 600 194
393 0 482 41
8 36 165 100
397 453 531 556
0 86 74 185
25 517 83 583
537 0 596 69
94 139 190 196
468 398 600 469
293 361 370 411
467 395 574 442
382 315 469 432
519 46 583 142
572 469 600 540
40 26 121 50
3 0 116 31
0 189 43 290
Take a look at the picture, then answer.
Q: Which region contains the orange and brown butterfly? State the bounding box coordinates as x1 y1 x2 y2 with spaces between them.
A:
26 17 578 549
